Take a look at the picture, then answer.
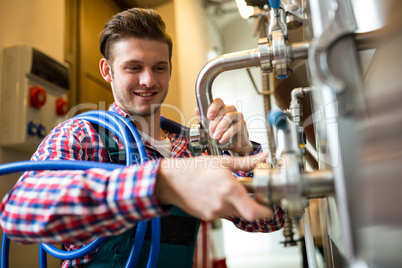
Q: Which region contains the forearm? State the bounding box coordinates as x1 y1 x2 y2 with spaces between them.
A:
0 160 165 245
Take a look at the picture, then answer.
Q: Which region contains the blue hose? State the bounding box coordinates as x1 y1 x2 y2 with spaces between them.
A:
41 236 109 260
125 219 148 268
0 234 10 268
0 110 161 268
269 0 281 9
38 244 47 268
0 160 122 176
147 216 161 268
74 111 138 165
78 111 156 268
0 161 119 268
99 111 148 164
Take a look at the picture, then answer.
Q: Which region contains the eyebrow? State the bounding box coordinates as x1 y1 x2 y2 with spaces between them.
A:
122 60 169 65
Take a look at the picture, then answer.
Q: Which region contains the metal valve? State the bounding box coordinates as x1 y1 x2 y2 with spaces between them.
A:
189 121 209 154
189 121 231 155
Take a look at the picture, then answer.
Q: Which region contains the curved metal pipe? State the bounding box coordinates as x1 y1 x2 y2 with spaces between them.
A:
291 86 312 101
195 43 310 155
195 48 261 155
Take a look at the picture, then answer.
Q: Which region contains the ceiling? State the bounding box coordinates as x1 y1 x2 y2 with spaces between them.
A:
113 0 172 9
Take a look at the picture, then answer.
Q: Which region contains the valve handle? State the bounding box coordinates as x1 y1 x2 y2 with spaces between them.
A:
268 110 288 130
269 0 281 9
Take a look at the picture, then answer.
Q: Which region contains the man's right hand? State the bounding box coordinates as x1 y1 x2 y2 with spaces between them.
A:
155 152 273 221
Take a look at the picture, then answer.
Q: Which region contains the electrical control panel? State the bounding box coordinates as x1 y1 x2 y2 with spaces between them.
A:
0 45 70 153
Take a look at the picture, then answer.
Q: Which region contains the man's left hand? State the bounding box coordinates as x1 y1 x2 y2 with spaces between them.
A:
195 98 254 156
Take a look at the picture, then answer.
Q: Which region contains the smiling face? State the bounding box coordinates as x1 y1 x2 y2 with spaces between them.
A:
100 37 171 118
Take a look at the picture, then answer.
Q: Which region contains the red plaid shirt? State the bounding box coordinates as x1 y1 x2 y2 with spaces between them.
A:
0 103 284 267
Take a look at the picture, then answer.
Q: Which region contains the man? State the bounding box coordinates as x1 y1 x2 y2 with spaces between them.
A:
0 8 284 267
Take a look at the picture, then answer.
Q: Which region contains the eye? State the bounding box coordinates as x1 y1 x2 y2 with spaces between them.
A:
126 66 142 72
153 65 168 72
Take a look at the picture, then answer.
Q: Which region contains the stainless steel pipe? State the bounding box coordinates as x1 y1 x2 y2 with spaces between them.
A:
195 49 261 155
195 43 310 155
302 170 335 198
242 168 334 207
354 30 381 51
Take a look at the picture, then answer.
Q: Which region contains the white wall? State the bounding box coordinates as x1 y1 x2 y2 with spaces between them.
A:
0 0 65 267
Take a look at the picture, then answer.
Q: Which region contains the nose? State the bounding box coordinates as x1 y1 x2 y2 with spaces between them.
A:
139 68 156 88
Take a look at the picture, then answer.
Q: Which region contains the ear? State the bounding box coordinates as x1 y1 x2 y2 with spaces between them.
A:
100 58 113 83
169 61 173 80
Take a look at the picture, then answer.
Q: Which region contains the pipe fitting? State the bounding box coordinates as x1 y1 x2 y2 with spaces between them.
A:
268 8 288 39
252 162 334 217
289 87 312 126
253 154 305 217
189 121 231 154
258 37 273 73
271 30 289 79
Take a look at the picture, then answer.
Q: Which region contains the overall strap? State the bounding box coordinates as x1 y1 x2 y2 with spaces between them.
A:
92 124 122 164
160 116 198 157
160 116 189 137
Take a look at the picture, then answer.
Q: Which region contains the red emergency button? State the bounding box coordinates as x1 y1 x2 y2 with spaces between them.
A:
30 85 47 109
56 98 70 116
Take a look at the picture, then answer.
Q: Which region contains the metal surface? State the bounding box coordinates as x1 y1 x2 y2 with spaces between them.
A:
289 87 312 126
271 31 289 78
189 121 231 154
307 0 378 266
353 2 402 267
302 170 334 198
196 1 399 267
252 164 334 207
258 38 273 74
189 121 210 154
268 8 288 38
256 18 276 166
281 214 298 247
303 204 318 268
